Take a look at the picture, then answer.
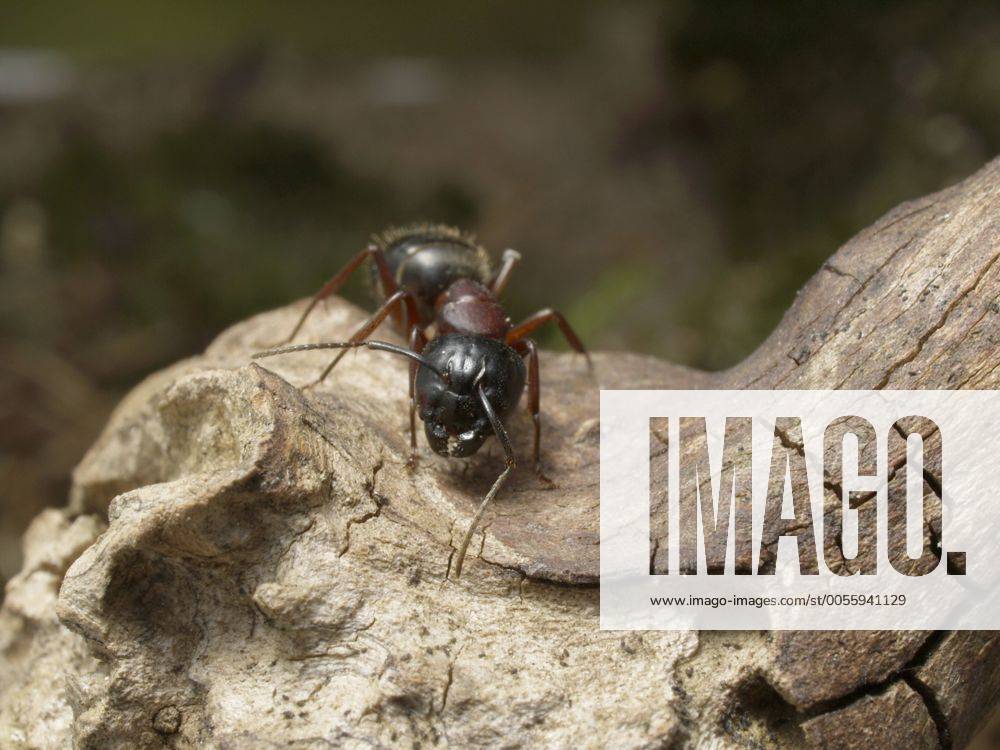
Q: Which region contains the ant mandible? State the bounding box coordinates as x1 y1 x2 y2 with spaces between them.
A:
253 224 590 577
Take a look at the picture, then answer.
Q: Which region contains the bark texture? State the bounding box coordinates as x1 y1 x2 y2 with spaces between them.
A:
0 157 998 748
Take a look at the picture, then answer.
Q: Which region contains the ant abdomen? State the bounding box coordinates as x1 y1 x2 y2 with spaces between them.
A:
370 224 492 323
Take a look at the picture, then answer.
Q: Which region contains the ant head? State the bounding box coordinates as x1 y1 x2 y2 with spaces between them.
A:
416 334 526 458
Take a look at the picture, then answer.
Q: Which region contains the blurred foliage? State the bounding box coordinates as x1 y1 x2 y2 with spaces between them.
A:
3 1 998 370
0 1 592 63
12 123 475 386
654 0 1000 367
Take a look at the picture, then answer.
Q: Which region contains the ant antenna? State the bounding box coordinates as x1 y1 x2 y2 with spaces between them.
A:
252 340 448 380
452 382 516 578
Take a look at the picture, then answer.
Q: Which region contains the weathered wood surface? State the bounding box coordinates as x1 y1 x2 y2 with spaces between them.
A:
0 158 996 748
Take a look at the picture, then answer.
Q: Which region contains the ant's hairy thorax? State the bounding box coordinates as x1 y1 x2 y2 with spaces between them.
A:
435 278 512 340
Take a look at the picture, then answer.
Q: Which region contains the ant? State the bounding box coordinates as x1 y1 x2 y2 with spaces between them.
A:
252 224 590 577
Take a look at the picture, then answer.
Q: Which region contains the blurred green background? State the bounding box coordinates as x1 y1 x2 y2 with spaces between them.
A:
1 1 998 591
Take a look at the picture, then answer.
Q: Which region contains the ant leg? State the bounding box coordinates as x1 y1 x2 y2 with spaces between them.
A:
452 384 516 579
284 243 417 343
489 248 521 297
514 338 553 485
407 325 428 470
505 308 592 368
308 290 416 387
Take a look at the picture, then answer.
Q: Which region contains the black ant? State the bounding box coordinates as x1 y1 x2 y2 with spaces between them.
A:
253 225 590 577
